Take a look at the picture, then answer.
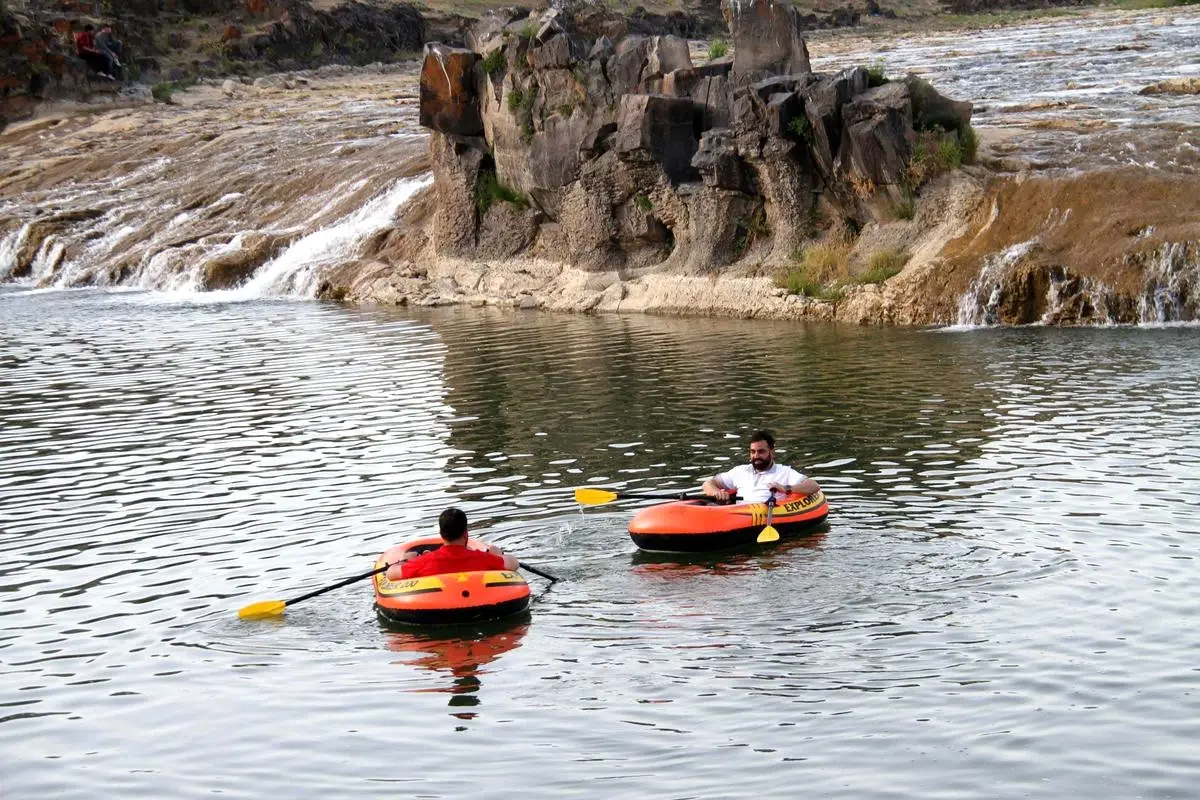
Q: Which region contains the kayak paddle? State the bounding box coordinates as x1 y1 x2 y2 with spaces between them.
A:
756 493 780 543
237 559 558 619
574 488 703 505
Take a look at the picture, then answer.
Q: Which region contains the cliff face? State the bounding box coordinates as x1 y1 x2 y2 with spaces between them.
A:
416 0 973 279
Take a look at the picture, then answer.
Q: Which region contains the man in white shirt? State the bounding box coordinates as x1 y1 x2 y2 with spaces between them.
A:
701 430 821 503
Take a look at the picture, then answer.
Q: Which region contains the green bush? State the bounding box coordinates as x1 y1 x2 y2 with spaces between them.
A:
788 116 811 142
518 22 537 40
775 243 850 299
893 194 916 221
506 86 524 112
866 62 888 87
475 169 529 215
634 194 653 212
482 49 505 75
707 38 728 60
151 77 196 104
959 123 978 164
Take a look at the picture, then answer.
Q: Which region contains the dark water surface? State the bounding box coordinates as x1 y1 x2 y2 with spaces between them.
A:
2 287 1199 798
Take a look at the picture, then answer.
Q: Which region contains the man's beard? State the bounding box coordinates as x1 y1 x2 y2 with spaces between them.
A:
751 457 771 471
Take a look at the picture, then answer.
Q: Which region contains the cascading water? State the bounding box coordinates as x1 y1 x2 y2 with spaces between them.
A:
0 65 429 300
1137 241 1200 323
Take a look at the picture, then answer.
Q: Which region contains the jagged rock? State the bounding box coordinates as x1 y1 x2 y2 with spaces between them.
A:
642 35 692 83
664 61 733 129
803 67 869 178
528 111 590 194
907 75 973 133
466 8 527 55
420 44 483 137
684 187 759 270
199 231 293 290
613 94 698 183
430 132 488 255
477 201 541 259
837 81 914 198
530 33 582 70
748 137 819 260
607 36 651 97
721 0 812 81
692 128 745 191
764 92 802 138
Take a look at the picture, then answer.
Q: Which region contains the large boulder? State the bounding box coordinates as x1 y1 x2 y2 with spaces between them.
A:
721 0 811 81
613 94 699 183
803 67 869 179
420 44 483 136
836 81 913 197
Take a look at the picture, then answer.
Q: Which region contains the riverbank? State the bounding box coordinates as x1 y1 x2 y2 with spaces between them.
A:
2 5 1198 326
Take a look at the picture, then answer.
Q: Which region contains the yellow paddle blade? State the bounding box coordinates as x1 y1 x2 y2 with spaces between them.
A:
237 600 287 619
574 488 619 505
756 525 780 544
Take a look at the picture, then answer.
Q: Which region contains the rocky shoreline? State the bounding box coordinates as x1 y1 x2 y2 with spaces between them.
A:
3 3 1199 326
313 1 1199 326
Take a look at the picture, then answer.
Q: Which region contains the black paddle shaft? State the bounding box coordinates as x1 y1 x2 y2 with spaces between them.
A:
285 563 389 606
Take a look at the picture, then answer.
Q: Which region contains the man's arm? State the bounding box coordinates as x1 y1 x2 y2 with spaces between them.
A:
485 542 520 572
702 476 733 501
768 473 821 496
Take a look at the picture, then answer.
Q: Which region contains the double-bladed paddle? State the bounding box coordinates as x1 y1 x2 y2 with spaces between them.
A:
237 558 558 620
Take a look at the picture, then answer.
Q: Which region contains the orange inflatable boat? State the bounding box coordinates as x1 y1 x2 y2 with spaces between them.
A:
373 536 531 625
627 491 829 552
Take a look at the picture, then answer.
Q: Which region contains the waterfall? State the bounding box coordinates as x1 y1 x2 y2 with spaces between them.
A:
215 175 433 301
954 239 1200 327
1137 241 1200 323
953 239 1038 327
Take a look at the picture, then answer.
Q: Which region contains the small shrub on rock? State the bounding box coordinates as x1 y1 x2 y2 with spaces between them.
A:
867 62 888 87
853 249 909 284
708 39 729 60
482 49 505 76
475 169 529 215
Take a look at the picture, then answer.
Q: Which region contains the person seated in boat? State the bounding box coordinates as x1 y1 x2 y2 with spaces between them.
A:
701 429 821 504
386 507 519 579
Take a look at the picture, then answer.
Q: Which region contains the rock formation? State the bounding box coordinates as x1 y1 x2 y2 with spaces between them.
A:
416 0 974 277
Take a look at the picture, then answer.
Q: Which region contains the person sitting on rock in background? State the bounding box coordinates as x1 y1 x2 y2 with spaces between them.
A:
386 507 519 579
74 24 118 80
95 24 124 81
701 429 822 503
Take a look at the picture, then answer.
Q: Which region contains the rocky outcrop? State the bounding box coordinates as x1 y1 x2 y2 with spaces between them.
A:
416 0 973 276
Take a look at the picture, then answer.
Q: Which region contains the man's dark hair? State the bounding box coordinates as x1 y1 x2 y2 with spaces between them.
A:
438 507 468 540
750 429 775 449
84 24 95 31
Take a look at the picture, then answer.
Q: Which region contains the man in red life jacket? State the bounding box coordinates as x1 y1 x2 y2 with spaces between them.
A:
387 507 519 579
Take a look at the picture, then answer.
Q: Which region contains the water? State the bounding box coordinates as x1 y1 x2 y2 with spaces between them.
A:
3 286 1199 797
811 7 1200 173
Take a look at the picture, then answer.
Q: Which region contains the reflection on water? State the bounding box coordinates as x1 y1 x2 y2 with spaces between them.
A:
2 288 1200 798
386 622 530 721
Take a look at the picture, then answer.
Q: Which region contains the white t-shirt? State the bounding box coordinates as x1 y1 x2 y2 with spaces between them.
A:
714 463 808 503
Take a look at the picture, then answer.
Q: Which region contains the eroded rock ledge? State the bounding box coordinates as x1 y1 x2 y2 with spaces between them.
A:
412 0 973 275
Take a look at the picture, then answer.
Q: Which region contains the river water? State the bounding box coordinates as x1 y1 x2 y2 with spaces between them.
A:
3 286 1198 797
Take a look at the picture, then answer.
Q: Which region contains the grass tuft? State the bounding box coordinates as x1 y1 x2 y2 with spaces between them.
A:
475 169 529 215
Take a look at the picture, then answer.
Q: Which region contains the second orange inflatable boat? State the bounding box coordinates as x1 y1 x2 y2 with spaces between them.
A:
373 536 531 625
627 491 829 552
